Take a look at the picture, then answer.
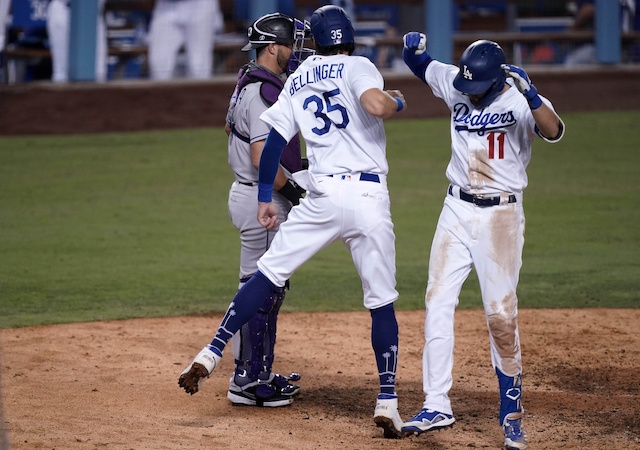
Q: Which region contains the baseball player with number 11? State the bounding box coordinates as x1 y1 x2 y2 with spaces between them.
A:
401 33 565 449
179 5 407 438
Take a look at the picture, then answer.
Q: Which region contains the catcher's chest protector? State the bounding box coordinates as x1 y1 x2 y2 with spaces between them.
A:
236 65 303 173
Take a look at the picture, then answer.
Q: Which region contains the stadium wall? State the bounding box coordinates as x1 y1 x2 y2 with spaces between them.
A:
0 67 639 135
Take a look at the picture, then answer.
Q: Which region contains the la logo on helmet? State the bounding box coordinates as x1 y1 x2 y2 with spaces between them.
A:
463 65 473 80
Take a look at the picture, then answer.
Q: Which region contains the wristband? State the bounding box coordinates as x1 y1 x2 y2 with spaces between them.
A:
524 84 542 110
528 94 542 110
395 97 404 112
258 182 273 203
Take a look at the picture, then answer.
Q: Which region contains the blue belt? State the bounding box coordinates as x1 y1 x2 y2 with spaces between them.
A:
329 173 380 183
448 185 516 207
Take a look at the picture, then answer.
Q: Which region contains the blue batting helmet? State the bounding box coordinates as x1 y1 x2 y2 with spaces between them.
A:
310 5 355 48
453 40 506 107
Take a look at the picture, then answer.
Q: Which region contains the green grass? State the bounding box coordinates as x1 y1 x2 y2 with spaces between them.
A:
1 111 638 327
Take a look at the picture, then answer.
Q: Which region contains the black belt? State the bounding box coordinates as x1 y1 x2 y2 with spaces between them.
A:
329 173 380 183
238 181 256 186
448 185 516 207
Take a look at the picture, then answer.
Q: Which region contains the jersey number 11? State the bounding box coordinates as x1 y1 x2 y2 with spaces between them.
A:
487 132 505 159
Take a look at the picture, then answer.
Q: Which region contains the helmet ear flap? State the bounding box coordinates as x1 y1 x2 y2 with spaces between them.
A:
475 76 506 108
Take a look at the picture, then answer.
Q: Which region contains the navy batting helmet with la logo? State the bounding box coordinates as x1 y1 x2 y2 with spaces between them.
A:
453 40 506 107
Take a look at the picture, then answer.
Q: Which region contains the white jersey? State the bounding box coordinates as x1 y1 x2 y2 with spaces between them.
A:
261 54 389 176
426 60 558 195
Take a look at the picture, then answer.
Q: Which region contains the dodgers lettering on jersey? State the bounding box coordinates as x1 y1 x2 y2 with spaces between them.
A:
452 104 516 134
288 63 345 96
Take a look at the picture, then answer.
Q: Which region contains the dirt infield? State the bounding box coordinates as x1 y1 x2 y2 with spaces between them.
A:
1 309 639 449
1 67 640 135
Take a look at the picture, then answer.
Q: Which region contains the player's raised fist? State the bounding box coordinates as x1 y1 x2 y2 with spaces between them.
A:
403 32 427 55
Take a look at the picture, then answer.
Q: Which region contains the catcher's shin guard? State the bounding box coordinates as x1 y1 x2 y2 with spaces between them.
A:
261 283 285 376
234 280 286 383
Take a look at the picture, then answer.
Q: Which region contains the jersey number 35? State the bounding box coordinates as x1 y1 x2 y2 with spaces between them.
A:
303 89 350 136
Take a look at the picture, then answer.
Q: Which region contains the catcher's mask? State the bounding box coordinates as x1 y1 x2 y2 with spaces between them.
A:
287 17 314 75
242 13 313 75
310 5 355 55
453 40 506 108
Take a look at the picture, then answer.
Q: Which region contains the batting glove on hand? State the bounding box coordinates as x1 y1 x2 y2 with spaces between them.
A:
501 64 542 110
403 32 427 55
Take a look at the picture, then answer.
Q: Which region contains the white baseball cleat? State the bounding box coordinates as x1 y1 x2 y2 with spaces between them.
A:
373 395 404 439
178 345 222 395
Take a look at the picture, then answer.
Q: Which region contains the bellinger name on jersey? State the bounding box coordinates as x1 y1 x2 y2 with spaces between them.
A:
289 62 345 95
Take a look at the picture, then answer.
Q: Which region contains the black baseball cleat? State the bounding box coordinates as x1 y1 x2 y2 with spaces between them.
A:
227 378 294 407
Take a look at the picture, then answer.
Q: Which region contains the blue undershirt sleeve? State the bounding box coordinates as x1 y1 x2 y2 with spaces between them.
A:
402 48 433 84
258 128 287 203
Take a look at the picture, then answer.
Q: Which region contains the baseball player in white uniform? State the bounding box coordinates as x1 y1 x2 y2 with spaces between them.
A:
46 0 108 82
224 12 311 408
179 5 407 439
147 0 222 80
0 0 10 54
401 34 565 450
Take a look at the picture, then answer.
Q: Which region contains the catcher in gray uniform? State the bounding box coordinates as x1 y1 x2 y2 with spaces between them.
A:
223 12 312 407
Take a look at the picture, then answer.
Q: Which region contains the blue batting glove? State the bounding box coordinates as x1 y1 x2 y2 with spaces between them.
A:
501 64 542 109
403 32 427 55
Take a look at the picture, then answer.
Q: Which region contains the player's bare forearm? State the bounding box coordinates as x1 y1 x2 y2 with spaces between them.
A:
257 202 279 230
532 103 563 141
360 88 406 119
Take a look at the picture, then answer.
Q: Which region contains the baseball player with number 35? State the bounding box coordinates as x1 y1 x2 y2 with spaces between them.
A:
401 33 565 449
178 5 407 439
